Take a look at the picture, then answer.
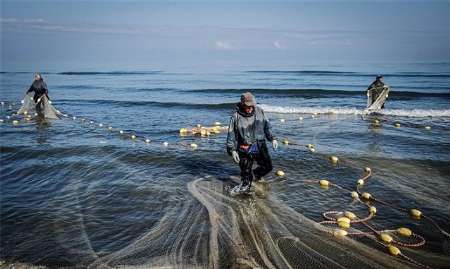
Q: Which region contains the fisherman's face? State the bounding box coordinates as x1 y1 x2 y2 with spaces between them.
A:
243 104 254 114
34 74 41 81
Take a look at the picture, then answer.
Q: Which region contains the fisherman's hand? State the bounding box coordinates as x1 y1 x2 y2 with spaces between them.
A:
232 151 240 163
272 140 278 150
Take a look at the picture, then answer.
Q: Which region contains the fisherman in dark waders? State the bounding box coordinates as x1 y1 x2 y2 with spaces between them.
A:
27 73 50 103
226 92 278 195
367 75 387 108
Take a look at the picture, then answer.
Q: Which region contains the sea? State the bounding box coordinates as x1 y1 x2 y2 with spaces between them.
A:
1 62 449 268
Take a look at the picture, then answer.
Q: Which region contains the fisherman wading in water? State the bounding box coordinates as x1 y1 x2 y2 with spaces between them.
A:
27 73 50 104
367 75 388 109
226 92 278 195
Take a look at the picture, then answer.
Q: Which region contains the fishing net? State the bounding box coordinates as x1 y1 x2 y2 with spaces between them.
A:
85 176 419 269
17 92 63 119
367 86 389 110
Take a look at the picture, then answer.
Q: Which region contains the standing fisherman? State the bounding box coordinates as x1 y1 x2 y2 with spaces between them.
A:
18 72 61 119
226 92 278 194
27 73 50 104
367 75 388 109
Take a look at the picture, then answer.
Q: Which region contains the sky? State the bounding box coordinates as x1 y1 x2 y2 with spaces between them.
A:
1 0 450 71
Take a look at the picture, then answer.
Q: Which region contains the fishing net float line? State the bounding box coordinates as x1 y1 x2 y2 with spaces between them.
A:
1 100 447 268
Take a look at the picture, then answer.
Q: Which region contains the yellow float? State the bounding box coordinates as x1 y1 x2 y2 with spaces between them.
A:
319 179 329 187
276 170 285 177
369 206 377 215
380 233 393 243
410 209 422 219
344 211 357 220
388 245 401 256
361 192 372 200
397 227 412 237
333 229 348 237
351 191 359 199
337 217 351 229
329 156 339 164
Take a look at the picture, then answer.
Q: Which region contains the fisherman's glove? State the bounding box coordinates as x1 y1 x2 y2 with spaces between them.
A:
232 150 240 163
272 140 278 150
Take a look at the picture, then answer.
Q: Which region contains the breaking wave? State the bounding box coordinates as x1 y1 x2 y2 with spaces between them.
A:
260 104 450 118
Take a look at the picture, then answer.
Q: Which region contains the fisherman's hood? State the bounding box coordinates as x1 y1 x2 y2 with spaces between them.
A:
236 103 255 117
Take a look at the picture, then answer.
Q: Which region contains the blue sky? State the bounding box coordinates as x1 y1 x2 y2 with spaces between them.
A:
1 0 450 71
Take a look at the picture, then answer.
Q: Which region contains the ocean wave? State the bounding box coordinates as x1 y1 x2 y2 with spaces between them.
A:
58 99 235 110
260 104 450 117
187 88 450 98
57 71 163 76
246 70 450 78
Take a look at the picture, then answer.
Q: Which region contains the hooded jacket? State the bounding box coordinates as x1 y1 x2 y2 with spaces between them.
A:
226 103 275 155
27 79 49 103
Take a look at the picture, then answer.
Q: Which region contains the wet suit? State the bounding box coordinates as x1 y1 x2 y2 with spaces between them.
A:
227 103 275 187
27 79 49 103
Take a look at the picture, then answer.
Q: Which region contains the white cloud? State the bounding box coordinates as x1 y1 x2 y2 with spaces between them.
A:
273 40 283 49
0 17 141 35
214 41 233 50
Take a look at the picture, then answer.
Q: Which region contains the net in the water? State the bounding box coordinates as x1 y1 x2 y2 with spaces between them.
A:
86 176 421 269
17 93 63 119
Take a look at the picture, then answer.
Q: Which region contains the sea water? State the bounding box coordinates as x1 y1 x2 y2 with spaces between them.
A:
1 63 449 268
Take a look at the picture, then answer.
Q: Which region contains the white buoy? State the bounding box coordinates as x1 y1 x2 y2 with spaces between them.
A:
21 100 25 104
425 126 431 130
98 123 103 127
190 143 198 149
6 116 10 119
299 117 303 121
108 126 113 131
0 119 3 123
131 134 136 139
280 119 285 123
89 121 94 124
145 139 150 143
163 142 169 147
0 101 4 106
72 116 77 120
119 130 124 134
12 120 19 125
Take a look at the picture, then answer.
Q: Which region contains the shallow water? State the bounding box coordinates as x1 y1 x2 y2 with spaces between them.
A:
1 64 450 268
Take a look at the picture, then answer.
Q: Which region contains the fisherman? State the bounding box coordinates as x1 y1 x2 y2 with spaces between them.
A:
27 73 50 103
21 72 61 119
226 92 278 194
367 75 387 108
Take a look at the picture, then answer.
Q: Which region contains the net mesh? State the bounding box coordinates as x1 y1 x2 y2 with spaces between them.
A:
83 176 421 269
17 93 63 119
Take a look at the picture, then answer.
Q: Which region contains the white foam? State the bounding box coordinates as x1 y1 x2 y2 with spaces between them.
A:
260 104 450 118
